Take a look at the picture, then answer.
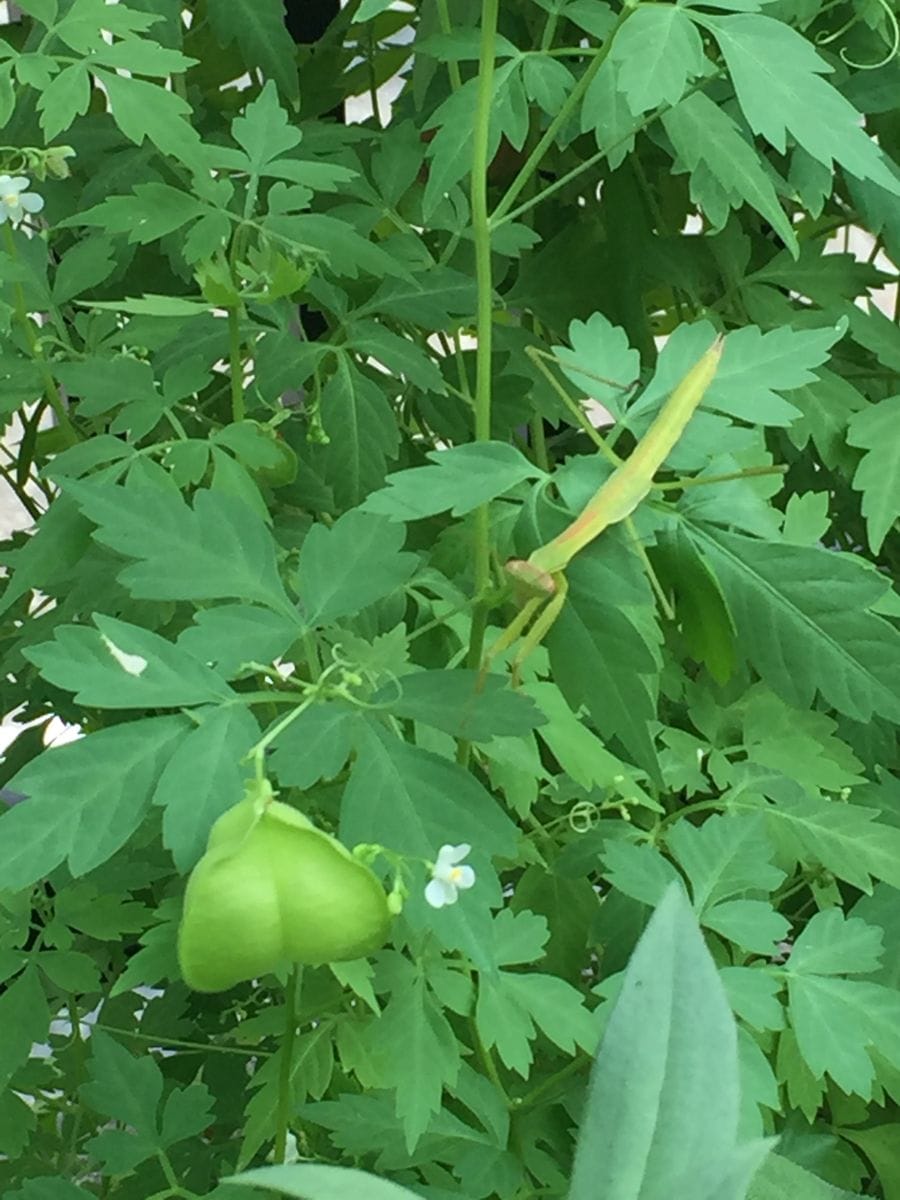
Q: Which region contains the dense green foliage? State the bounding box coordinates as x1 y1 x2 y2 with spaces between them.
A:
0 0 898 1197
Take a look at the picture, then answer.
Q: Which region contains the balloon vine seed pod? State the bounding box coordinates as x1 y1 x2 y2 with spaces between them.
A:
177 779 392 993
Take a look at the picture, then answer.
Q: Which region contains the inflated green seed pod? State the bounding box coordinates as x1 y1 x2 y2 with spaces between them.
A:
177 788 391 993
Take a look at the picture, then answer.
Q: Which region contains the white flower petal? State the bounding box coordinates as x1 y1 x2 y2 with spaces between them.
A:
425 877 456 908
434 845 457 871
453 865 475 890
20 193 44 214
445 843 471 864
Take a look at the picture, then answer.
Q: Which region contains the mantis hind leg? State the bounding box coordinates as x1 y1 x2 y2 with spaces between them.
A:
480 594 546 687
510 572 568 686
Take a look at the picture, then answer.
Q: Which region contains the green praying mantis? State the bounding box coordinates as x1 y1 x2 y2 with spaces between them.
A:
482 333 726 680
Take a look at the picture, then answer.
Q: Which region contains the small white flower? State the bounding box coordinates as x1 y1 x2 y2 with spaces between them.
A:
425 844 476 908
0 175 44 225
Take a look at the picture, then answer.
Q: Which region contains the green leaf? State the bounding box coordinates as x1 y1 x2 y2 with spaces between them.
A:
610 5 705 113
702 14 900 193
80 1029 162 1135
153 704 260 871
73 184 208 245
268 703 359 790
347 321 446 395
847 394 900 554
37 61 90 140
226 1164 422 1200
341 722 518 865
662 91 798 255
93 70 206 169
690 526 900 724
747 1153 859 1200
53 355 157 419
24 614 233 709
374 973 461 1150
363 442 544 522
703 899 790 955
554 312 640 419
384 669 545 742
569 884 770 1200
601 840 682 908
546 547 661 779
786 908 884 977
0 716 189 890
62 479 298 617
581 58 638 169
0 967 49 1090
178 605 299 678
317 357 401 509
735 791 900 893
720 967 785 1031
297 510 417 626
477 970 596 1077
787 974 900 1096
207 0 299 106
526 681 657 806
838 1127 900 1200
665 813 785 912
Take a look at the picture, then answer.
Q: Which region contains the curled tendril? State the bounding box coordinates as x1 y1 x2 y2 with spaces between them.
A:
569 801 599 834
815 0 899 69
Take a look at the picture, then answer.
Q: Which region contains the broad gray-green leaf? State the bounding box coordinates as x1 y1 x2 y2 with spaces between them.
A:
227 1163 422 1200
24 615 233 710
568 884 749 1200
0 716 189 890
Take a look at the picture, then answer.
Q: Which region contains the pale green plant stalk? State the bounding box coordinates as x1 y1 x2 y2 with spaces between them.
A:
463 0 501 689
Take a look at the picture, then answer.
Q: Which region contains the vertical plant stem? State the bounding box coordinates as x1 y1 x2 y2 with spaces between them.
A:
464 0 501 688
273 965 302 1165
3 224 77 443
227 306 245 422
435 0 463 90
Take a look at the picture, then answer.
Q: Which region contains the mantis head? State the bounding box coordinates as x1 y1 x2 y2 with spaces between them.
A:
505 558 557 600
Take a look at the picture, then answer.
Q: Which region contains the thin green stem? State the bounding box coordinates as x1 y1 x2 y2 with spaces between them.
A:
514 1054 588 1113
495 73 724 231
0 455 41 520
3 224 78 443
463 0 501 701
274 965 302 1164
367 25 383 128
530 413 550 472
491 5 633 225
435 0 463 90
157 1150 199 1200
227 306 245 422
652 464 787 492
92 1022 268 1057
